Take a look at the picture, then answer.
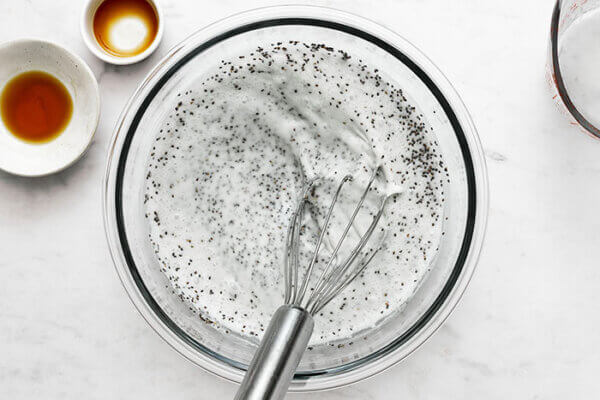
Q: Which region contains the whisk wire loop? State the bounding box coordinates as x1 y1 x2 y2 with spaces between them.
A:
284 182 315 304
309 195 392 314
295 174 353 306
285 165 398 315
303 167 380 310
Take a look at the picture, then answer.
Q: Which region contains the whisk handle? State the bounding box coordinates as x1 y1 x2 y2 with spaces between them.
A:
234 305 314 400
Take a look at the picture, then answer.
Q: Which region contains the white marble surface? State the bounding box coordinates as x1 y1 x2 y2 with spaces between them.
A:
1 0 599 398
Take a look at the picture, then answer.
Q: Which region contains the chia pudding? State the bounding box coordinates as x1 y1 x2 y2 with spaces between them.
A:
143 41 447 346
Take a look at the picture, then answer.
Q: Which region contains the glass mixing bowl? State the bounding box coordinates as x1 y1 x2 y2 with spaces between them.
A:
103 6 488 391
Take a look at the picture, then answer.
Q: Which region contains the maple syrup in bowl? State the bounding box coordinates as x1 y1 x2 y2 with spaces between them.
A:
81 0 163 64
1 70 73 144
0 39 100 177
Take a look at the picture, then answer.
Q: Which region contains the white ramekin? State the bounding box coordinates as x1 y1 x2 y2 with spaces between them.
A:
80 0 164 65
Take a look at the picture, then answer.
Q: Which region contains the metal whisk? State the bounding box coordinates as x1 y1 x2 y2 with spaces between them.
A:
235 166 397 400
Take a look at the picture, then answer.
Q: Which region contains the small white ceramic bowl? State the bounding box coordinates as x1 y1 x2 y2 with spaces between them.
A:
0 39 100 177
81 0 164 65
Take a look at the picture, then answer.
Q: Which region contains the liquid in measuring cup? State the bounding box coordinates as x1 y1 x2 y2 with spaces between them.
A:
558 8 600 129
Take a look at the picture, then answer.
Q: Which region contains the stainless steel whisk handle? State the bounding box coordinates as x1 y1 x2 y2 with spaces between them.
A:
234 305 314 400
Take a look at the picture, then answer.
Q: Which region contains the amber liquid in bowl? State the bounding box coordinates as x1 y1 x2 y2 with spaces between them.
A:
93 0 159 57
0 70 73 143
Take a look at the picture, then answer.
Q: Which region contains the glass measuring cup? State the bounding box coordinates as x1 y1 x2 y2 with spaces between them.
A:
548 0 600 138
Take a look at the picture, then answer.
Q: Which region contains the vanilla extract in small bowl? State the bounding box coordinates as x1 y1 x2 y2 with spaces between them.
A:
81 0 163 64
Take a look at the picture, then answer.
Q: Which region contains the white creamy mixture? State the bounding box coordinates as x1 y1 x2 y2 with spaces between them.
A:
144 42 447 345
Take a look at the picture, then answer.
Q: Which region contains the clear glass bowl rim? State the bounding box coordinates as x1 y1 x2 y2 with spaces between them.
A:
102 5 489 392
